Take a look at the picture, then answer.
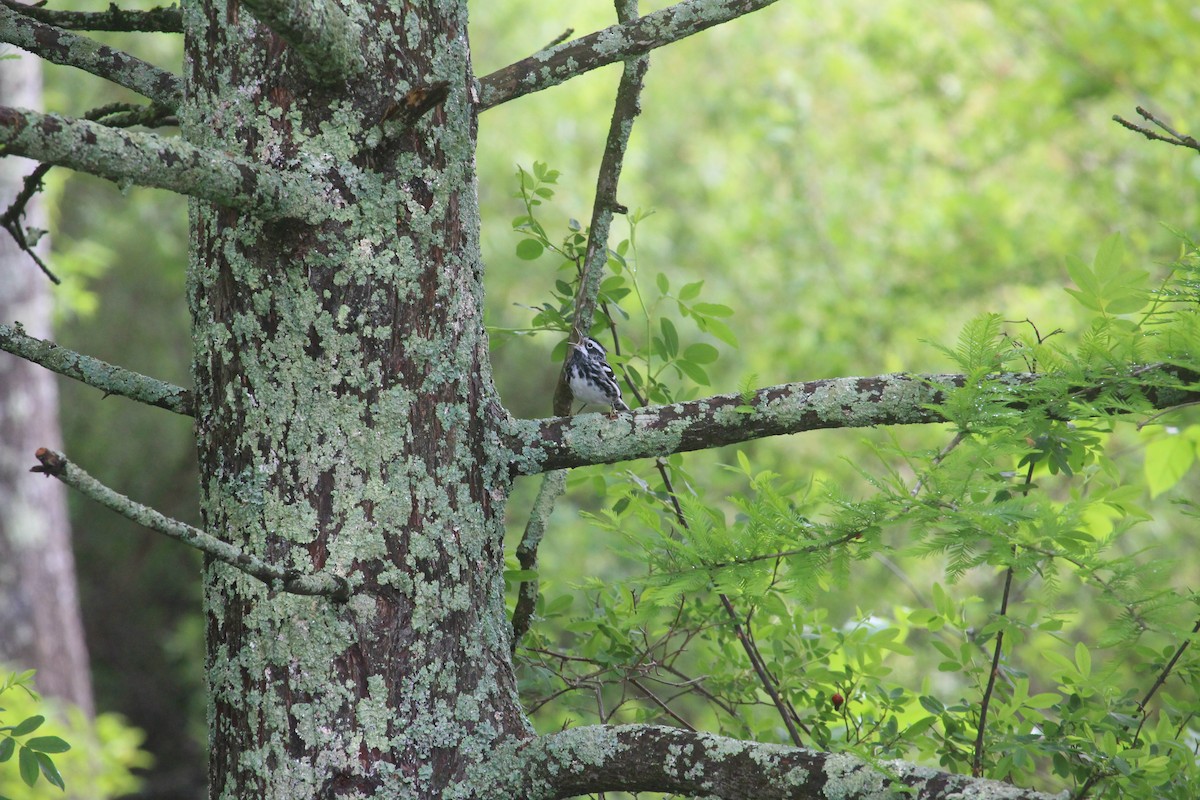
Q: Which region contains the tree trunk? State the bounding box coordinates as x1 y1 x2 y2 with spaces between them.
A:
184 1 527 795
0 50 93 715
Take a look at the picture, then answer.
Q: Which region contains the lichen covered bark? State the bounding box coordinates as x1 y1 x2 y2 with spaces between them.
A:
181 0 527 796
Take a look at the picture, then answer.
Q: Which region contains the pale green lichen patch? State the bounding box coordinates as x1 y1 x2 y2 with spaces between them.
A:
821 752 892 800
357 675 395 751
591 26 630 57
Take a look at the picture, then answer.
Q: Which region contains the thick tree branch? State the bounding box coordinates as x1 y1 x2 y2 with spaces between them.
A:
0 322 194 414
3 102 177 283
492 724 1060 799
30 449 349 600
477 0 780 112
0 0 183 32
241 0 363 85
0 106 333 222
0 4 183 109
512 368 1200 473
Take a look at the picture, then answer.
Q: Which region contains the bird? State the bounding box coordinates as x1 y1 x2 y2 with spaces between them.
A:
566 336 630 412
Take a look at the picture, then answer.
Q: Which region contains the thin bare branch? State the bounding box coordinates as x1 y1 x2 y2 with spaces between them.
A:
513 0 653 651
0 106 333 222
241 0 363 84
974 562 1016 776
0 0 183 32
0 160 55 282
30 449 348 600
0 322 194 414
1136 615 1200 714
510 468 566 650
629 678 695 731
478 0 781 112
556 0 649 410
1113 106 1200 153
0 4 183 109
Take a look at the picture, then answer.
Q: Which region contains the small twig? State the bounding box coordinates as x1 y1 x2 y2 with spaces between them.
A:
542 27 574 49
1071 772 1104 800
379 81 450 128
1137 401 1200 430
973 461 1032 776
910 430 967 497
30 448 348 600
1134 615 1200 721
972 561 1015 776
630 677 696 730
1113 106 1200 153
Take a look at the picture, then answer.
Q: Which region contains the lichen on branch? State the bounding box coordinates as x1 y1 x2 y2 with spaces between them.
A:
0 4 183 109
478 0 782 111
0 107 333 222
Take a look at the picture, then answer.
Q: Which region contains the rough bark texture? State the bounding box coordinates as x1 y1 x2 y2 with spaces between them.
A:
0 51 93 714
182 0 528 796
0 0 1091 796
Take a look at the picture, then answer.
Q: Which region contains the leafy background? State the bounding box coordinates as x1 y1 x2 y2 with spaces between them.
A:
6 0 1200 796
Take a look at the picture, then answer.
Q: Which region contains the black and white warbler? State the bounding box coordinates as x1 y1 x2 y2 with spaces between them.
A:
566 337 630 412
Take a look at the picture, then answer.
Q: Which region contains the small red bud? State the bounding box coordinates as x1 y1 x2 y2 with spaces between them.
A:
831 692 844 710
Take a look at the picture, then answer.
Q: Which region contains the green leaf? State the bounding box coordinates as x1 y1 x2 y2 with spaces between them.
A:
696 316 738 346
23 736 69 754
1103 291 1148 315
0 737 14 762
683 343 719 364
1066 255 1101 298
502 569 537 583
679 280 704 300
1144 435 1195 497
1074 642 1091 679
660 318 679 357
34 752 63 790
1026 692 1060 709
677 360 710 386
516 239 544 261
9 716 42 736
17 746 37 787
1063 286 1101 312
655 272 670 295
1093 232 1125 281
919 695 944 714
691 302 734 317
599 275 625 293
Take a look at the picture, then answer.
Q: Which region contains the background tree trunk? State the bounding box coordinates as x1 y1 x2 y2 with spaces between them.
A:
0 53 93 715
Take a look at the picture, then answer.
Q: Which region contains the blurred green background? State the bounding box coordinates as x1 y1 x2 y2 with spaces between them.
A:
16 0 1200 795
